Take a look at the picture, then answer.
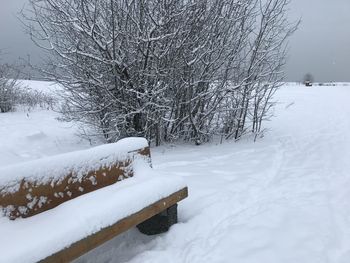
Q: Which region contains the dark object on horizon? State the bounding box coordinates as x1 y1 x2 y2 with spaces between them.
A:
303 73 314 87
305 81 312 87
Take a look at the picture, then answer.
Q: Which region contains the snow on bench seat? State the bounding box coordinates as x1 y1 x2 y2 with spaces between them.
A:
0 137 149 189
0 137 150 219
0 161 186 263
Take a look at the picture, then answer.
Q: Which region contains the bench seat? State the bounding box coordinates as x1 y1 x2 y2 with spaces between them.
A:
0 163 187 263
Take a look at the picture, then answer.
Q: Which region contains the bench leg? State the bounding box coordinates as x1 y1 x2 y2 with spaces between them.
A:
137 204 178 235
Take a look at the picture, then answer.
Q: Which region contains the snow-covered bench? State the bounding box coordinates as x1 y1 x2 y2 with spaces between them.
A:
0 138 188 263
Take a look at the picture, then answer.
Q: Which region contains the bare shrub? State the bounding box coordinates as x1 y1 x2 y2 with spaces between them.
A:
0 58 19 113
23 0 298 144
0 66 54 113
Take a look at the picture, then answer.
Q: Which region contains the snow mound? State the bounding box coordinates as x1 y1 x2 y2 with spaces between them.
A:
25 131 47 141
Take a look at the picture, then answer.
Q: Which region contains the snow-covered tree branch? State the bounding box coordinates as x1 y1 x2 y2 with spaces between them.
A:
23 0 297 144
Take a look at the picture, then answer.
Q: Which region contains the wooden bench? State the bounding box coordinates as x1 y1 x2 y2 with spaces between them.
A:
0 138 188 263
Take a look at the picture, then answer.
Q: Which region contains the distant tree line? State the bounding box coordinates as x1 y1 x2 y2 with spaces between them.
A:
23 0 297 144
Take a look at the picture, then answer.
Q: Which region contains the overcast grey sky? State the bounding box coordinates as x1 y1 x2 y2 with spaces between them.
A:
287 0 350 82
0 0 349 82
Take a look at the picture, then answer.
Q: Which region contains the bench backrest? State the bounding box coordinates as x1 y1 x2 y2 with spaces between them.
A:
0 138 150 220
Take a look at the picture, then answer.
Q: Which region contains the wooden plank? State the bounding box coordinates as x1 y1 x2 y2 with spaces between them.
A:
0 147 151 219
39 187 188 263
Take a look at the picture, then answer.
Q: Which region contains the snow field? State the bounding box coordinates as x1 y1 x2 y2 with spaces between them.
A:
0 80 88 167
1 81 350 263
77 85 350 263
0 109 91 167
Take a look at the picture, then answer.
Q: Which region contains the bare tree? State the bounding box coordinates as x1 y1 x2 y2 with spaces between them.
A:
234 0 299 140
23 0 297 145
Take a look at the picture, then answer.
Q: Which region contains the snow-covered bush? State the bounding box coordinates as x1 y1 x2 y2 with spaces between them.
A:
16 87 55 110
0 61 19 113
0 79 17 113
0 66 54 113
0 82 55 113
24 0 298 144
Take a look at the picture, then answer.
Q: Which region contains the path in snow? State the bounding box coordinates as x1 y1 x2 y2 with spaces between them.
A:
76 85 350 263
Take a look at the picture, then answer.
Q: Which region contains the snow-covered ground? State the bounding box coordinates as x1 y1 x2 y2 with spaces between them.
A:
0 80 87 166
0 109 90 166
1 82 350 262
